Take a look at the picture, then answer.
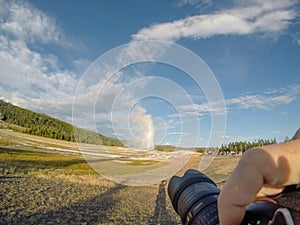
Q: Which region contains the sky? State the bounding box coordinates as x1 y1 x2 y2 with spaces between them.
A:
0 0 299 148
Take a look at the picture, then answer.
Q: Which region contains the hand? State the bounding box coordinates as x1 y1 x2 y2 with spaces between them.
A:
218 129 300 225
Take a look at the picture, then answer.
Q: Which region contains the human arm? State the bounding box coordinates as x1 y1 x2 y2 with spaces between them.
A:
218 129 300 225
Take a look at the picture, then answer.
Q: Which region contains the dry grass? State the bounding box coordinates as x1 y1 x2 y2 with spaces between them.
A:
0 129 243 225
0 146 95 175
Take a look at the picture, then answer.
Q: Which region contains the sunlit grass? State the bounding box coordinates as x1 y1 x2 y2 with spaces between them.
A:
0 130 242 225
0 147 96 175
117 158 160 166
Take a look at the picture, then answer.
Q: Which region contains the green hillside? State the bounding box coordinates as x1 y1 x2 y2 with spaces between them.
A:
0 100 123 147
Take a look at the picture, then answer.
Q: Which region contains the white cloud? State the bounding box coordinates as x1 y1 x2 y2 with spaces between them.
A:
167 131 189 135
179 101 226 115
226 85 299 110
132 0 297 41
177 0 213 8
0 1 80 122
0 1 64 44
0 0 298 148
0 1 111 125
0 35 77 98
178 84 300 116
223 135 232 139
226 94 291 109
290 31 300 45
74 74 134 115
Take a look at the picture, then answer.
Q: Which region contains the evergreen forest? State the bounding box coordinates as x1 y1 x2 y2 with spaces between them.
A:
0 100 123 147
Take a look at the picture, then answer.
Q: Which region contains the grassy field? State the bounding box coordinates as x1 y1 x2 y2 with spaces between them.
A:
0 129 242 225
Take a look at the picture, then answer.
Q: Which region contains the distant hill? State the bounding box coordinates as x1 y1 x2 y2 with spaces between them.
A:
0 100 123 147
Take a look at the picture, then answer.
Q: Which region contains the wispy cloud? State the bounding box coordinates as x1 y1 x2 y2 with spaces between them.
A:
0 0 298 148
0 1 64 45
178 101 226 116
132 0 297 41
289 31 300 45
178 84 300 116
0 1 131 126
167 131 189 135
226 84 300 110
0 33 78 119
176 0 213 8
0 35 77 95
0 1 79 121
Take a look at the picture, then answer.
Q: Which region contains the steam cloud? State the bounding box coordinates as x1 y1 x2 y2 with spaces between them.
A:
129 106 155 150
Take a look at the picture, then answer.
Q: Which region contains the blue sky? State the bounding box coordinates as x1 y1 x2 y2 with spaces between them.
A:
0 0 299 148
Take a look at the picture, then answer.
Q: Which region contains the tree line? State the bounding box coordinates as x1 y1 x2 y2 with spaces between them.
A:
155 139 277 155
218 138 277 155
0 100 123 147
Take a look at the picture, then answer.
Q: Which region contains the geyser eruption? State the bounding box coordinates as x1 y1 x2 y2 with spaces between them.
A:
130 106 155 150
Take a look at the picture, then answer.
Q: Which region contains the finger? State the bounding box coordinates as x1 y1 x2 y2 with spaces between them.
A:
255 197 277 204
218 136 300 225
218 149 265 225
256 185 284 197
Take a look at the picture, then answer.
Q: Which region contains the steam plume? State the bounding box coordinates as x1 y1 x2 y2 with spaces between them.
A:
130 106 155 150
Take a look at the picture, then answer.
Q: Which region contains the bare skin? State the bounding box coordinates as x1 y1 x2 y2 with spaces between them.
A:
218 129 300 225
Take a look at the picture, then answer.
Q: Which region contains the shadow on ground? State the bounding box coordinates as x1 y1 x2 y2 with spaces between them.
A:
149 180 180 225
0 175 181 225
0 175 124 224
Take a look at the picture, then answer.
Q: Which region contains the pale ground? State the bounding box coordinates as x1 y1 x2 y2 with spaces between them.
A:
0 130 298 224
